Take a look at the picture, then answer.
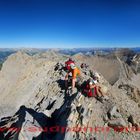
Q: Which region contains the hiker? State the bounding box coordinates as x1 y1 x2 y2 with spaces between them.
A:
81 63 90 76
92 72 100 83
80 63 88 69
65 58 75 71
83 78 99 97
65 63 81 92
83 78 109 101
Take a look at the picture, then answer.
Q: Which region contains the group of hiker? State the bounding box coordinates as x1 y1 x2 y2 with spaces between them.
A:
64 58 109 101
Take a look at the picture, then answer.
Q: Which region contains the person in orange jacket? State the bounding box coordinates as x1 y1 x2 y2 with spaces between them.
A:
65 63 81 91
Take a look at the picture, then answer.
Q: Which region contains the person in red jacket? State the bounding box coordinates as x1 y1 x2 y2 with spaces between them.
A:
83 78 108 101
83 78 98 97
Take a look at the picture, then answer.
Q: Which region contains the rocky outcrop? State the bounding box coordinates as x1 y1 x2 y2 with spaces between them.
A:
107 106 127 128
0 51 140 140
118 84 140 105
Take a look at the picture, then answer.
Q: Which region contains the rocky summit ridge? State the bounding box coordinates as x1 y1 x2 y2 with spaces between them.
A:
0 51 140 140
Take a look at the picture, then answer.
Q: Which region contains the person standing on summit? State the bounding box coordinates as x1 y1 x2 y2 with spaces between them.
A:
65 63 81 92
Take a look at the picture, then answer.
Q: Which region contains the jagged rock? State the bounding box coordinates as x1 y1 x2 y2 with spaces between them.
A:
43 110 51 117
103 114 109 122
128 115 136 126
87 108 93 117
107 106 122 119
128 115 139 130
75 92 83 104
100 85 108 94
61 70 67 77
81 116 89 126
128 54 140 74
118 84 140 104
18 120 41 140
54 62 64 71
108 118 127 127
72 87 78 94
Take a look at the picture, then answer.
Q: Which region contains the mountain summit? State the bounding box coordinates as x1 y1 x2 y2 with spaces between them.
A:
0 51 140 140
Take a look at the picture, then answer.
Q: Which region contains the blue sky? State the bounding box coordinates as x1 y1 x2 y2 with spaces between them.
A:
0 0 140 48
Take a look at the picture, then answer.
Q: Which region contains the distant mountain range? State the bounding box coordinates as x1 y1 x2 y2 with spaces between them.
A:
0 47 140 63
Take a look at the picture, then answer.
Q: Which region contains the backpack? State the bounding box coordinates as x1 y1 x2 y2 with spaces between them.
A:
65 60 75 70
